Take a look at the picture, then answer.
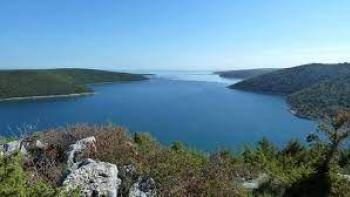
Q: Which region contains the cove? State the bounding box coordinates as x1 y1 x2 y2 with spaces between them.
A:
0 72 314 151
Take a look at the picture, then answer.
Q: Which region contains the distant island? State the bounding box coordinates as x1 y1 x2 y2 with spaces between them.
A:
214 68 279 79
0 68 147 100
229 63 350 119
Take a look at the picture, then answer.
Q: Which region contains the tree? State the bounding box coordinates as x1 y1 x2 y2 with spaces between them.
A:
285 111 350 197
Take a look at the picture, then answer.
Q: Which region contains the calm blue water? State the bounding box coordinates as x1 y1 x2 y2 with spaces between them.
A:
0 72 314 151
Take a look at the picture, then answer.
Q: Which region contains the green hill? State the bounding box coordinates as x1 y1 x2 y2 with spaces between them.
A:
229 63 350 118
48 68 147 84
215 68 278 79
230 63 350 95
287 77 350 118
0 68 147 99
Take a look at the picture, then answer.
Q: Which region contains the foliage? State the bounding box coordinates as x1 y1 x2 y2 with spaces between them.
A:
29 125 246 196
215 68 279 79
243 112 350 197
230 63 350 118
288 77 350 119
231 63 350 94
0 153 57 197
0 68 147 99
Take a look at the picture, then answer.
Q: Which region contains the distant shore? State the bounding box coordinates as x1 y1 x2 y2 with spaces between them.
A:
0 92 95 102
288 108 313 120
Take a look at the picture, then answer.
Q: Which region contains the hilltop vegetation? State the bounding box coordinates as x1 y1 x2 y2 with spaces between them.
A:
231 63 350 95
215 68 278 79
0 112 349 196
47 68 147 84
288 76 350 118
0 69 147 99
230 63 350 118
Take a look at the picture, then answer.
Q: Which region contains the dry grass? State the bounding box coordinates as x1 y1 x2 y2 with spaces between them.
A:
20 124 246 196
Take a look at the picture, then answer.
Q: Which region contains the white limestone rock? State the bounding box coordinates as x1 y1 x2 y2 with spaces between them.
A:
67 136 96 169
242 173 269 190
34 139 46 149
0 140 27 156
63 158 121 197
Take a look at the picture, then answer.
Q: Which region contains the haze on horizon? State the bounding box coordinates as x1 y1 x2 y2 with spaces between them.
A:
1 0 350 71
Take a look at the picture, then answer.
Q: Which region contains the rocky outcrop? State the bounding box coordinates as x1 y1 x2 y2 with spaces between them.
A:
63 158 122 197
67 136 96 169
0 136 50 157
33 139 46 149
129 177 156 197
62 136 157 197
241 173 269 190
0 140 27 156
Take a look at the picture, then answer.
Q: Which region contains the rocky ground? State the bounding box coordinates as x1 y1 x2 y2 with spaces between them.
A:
0 135 156 197
0 125 249 196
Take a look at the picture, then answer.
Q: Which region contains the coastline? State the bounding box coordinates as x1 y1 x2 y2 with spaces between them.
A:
0 92 95 102
0 77 149 103
287 107 314 120
226 86 315 120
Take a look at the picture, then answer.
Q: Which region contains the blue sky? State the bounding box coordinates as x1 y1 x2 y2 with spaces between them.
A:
1 0 350 70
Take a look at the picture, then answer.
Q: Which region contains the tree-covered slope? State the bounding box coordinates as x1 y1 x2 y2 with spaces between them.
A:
215 68 278 79
287 77 350 118
229 63 350 118
49 68 147 84
0 69 147 99
230 63 350 95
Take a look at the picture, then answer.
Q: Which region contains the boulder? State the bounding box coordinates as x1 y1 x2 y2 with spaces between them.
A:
242 173 269 190
23 138 47 151
0 140 27 156
129 177 156 197
34 139 46 149
63 158 121 197
67 136 96 169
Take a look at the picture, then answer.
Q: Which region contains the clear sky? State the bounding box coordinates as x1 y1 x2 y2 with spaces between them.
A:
1 0 350 70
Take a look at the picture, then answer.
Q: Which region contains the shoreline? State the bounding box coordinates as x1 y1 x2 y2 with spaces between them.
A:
0 92 95 102
0 78 149 103
288 107 314 120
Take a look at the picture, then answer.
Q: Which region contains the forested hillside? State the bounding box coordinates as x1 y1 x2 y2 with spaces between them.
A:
215 68 278 79
49 68 147 84
229 63 350 118
288 76 350 118
230 63 350 95
0 69 147 99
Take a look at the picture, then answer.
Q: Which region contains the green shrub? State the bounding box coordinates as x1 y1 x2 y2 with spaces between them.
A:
0 153 57 197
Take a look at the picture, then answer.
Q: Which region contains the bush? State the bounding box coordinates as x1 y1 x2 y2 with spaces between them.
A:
0 153 57 197
36 125 246 196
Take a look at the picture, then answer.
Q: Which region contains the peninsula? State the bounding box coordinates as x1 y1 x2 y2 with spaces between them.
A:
0 68 147 100
230 63 350 119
